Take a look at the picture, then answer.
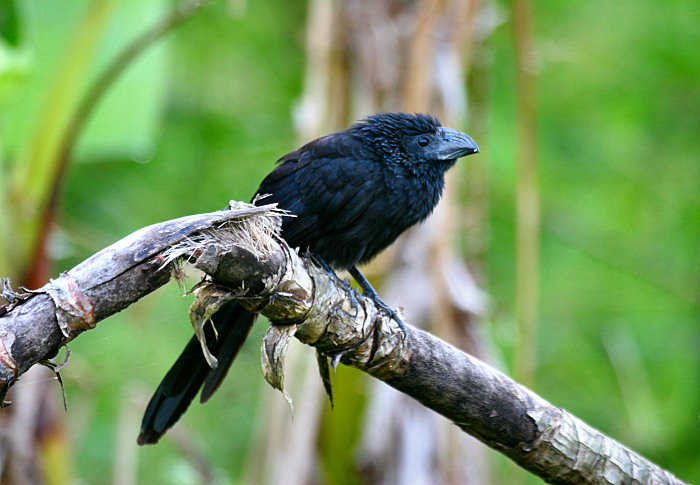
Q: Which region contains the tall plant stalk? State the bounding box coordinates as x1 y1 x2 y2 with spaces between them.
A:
512 0 539 387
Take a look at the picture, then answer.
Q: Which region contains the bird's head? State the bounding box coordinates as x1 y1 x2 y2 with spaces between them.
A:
353 112 479 172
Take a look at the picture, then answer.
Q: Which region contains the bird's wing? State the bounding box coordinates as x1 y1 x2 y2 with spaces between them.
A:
256 134 381 247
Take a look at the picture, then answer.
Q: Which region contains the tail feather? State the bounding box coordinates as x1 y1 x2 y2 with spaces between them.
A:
201 309 255 402
138 301 256 445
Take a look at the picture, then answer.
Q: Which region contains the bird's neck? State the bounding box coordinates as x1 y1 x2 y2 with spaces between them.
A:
386 162 449 223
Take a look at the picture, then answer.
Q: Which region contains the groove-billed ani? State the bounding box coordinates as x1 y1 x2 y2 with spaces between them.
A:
138 112 478 445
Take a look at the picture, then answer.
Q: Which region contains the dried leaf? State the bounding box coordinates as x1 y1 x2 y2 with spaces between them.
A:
316 350 333 407
42 273 95 339
261 323 298 409
188 282 237 368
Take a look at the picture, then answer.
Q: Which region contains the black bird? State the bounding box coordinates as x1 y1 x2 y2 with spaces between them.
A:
138 112 478 445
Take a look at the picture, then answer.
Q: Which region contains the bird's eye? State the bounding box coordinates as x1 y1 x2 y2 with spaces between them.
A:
416 135 431 148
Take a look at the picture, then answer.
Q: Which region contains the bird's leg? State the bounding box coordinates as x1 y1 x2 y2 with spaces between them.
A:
313 255 353 291
312 255 362 316
349 266 406 333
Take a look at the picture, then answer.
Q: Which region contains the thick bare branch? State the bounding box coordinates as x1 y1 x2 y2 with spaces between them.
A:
0 202 688 485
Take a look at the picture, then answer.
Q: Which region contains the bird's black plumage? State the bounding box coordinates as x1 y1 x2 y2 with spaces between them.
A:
138 113 478 445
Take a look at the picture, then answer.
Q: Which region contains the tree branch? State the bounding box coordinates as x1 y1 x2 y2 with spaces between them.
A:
0 202 688 485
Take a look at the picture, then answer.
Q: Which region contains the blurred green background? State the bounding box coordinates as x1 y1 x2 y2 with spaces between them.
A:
0 0 698 483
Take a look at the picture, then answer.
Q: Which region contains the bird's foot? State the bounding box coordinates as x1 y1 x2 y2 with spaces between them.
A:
312 255 364 317
316 261 407 335
368 293 406 334
349 266 406 335
314 255 357 294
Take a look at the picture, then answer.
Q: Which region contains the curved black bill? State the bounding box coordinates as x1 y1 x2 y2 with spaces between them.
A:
435 127 480 160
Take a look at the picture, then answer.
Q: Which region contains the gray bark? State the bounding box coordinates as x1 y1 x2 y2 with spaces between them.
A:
0 202 688 485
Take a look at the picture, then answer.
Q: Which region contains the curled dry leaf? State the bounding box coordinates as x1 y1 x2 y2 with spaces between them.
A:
261 323 298 410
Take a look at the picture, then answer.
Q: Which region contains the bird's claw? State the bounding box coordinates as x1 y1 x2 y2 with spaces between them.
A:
346 288 361 318
369 294 407 335
348 266 407 337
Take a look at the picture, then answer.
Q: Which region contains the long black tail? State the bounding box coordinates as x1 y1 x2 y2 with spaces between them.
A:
138 301 256 445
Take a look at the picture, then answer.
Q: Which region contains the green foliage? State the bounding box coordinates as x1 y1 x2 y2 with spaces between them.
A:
1 0 304 482
488 0 700 481
0 0 698 483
